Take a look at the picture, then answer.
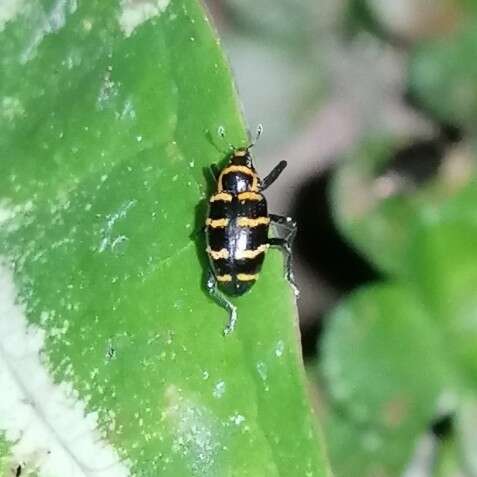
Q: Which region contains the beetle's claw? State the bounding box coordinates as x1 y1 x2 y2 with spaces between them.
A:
223 305 237 336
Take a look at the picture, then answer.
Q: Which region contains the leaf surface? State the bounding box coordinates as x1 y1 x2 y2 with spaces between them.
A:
0 1 330 475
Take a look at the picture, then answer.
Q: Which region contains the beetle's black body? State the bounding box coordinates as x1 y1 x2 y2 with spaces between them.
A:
207 196 268 296
205 146 298 334
206 149 269 296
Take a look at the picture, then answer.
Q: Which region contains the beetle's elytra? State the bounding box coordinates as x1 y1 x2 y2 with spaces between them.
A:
205 145 298 335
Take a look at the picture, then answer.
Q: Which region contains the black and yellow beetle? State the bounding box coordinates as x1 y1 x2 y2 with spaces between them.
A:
206 130 298 334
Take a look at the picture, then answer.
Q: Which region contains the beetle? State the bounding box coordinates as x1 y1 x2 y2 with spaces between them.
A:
205 132 298 335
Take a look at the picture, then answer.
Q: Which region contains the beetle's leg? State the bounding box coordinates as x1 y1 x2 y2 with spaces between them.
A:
206 271 238 335
261 160 287 191
269 237 300 297
268 214 299 296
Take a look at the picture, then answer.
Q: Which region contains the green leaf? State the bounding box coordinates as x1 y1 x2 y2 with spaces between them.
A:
408 181 477 381
0 1 330 475
408 17 477 127
321 283 449 474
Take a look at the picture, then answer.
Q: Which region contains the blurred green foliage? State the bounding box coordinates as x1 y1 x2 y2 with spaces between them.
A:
323 138 477 476
318 1 477 475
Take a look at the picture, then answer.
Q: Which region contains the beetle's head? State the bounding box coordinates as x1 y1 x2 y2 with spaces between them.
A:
229 147 254 169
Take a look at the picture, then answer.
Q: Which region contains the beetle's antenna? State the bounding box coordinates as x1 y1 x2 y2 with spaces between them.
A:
248 123 263 149
217 126 235 152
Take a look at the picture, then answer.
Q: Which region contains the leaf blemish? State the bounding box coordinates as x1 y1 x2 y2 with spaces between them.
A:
212 381 225 399
97 67 119 111
164 386 220 474
274 340 284 358
229 413 245 426
98 199 136 253
121 99 137 120
1 96 25 122
0 0 25 32
20 0 78 63
119 0 171 38
256 362 270 392
0 201 15 226
256 361 267 381
82 17 93 31
0 199 33 233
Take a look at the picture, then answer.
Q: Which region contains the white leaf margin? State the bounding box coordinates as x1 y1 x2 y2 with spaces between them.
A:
0 260 131 477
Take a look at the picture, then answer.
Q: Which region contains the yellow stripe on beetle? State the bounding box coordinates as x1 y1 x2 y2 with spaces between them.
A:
207 247 230 260
210 192 233 202
206 218 229 228
235 244 269 260
236 216 270 227
216 274 232 282
237 192 263 201
237 273 259 281
220 165 255 177
218 165 259 192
